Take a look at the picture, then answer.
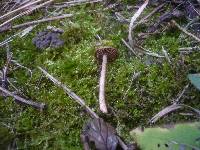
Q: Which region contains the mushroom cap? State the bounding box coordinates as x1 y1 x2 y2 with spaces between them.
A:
95 47 118 63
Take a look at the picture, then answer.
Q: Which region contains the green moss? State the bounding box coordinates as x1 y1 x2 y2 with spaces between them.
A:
0 125 14 149
0 1 200 149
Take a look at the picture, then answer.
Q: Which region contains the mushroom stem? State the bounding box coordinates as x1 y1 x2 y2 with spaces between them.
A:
99 54 108 113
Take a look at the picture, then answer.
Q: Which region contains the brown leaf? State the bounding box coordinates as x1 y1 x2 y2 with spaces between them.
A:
82 118 119 150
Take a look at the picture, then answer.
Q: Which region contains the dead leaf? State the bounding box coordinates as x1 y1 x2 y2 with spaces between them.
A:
82 118 119 150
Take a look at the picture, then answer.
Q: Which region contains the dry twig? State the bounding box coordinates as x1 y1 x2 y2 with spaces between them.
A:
13 14 73 29
0 0 54 28
2 45 12 91
0 0 43 20
128 0 149 47
162 47 171 64
122 39 164 58
172 84 189 104
132 3 165 29
0 4 61 47
121 38 138 57
38 67 99 119
179 46 200 54
150 104 200 123
172 20 200 43
53 0 103 9
0 86 46 111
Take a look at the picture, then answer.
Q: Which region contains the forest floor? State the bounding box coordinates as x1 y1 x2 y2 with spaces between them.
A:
0 0 200 149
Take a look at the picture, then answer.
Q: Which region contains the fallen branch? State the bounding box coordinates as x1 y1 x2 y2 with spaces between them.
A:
172 20 200 43
0 86 46 111
38 67 99 119
12 14 73 29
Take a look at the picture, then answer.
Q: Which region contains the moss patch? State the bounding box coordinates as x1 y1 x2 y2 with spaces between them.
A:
0 1 200 149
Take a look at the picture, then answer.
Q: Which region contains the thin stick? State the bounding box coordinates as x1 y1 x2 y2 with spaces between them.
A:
121 38 138 57
12 14 73 29
53 0 102 9
150 104 200 123
172 20 200 43
128 0 149 47
132 3 165 29
179 46 200 51
117 136 128 150
162 46 171 64
185 17 200 30
141 3 165 22
135 44 165 58
18 0 33 8
0 70 24 96
0 0 54 28
179 46 200 54
0 5 61 47
122 38 164 58
11 60 32 77
54 0 100 5
0 86 46 111
2 44 12 90
38 67 99 119
115 12 130 23
99 55 108 113
173 84 189 104
0 0 43 20
144 51 165 58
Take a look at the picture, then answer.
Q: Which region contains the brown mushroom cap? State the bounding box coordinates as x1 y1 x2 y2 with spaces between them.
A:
95 47 118 63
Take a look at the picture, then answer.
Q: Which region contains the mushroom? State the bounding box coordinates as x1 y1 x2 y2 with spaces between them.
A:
95 47 118 113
